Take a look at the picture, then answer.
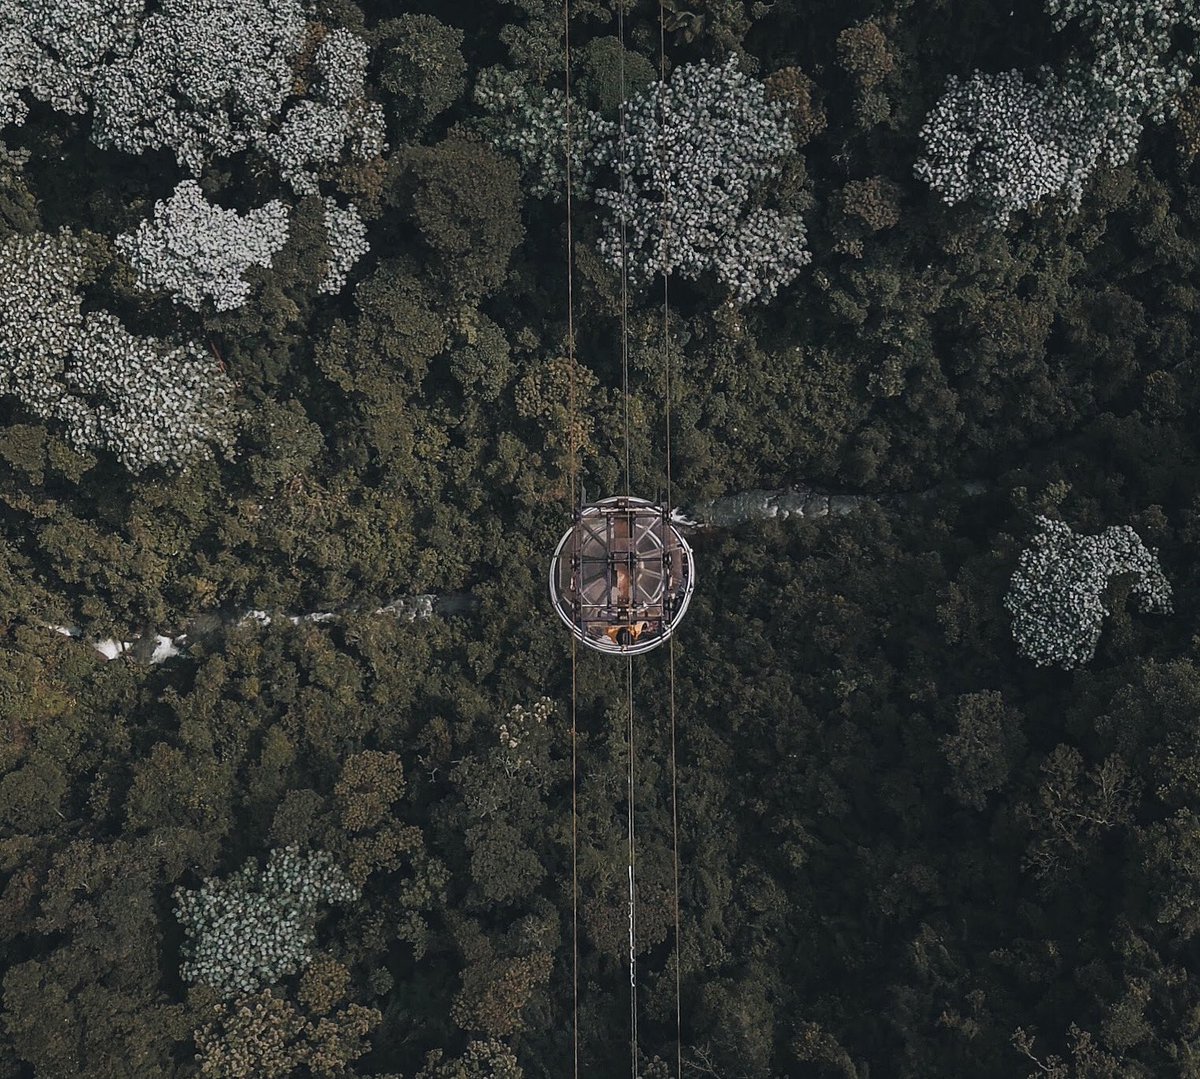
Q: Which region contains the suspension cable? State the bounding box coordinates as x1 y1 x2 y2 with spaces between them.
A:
626 655 638 1078
668 637 682 1076
571 639 580 1079
657 11 672 518
658 3 684 1075
618 0 631 498
615 5 638 1076
561 0 580 1075
563 0 577 508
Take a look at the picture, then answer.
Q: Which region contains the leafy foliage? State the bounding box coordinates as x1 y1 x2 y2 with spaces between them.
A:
319 196 369 295
1004 515 1173 669
0 0 142 124
91 0 307 172
398 136 524 303
194 983 380 1079
0 229 239 471
6 0 1200 1076
116 180 291 312
914 68 1130 226
377 14 467 138
484 54 811 303
1048 0 1200 121
174 845 360 999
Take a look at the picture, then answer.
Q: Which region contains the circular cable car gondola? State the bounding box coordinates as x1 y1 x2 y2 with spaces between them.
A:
549 495 695 655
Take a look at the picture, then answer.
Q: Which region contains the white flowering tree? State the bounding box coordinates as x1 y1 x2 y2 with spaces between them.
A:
474 70 616 200
0 0 143 126
90 0 305 173
480 58 809 305
312 28 368 109
174 846 360 1000
116 180 290 311
1047 0 1200 123
264 101 351 195
262 28 387 196
319 197 369 294
913 69 1135 227
1 1 382 309
592 56 811 304
4 0 387 196
916 0 1200 225
1004 515 1173 669
496 696 554 774
0 5 38 127
0 230 239 472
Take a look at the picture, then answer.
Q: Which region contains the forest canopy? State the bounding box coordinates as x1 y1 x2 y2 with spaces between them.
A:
4 0 1200 1077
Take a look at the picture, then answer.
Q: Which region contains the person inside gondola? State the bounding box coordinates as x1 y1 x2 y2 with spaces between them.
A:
614 562 632 606
605 618 651 646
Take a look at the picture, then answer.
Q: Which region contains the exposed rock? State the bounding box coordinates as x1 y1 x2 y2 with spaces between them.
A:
682 479 985 529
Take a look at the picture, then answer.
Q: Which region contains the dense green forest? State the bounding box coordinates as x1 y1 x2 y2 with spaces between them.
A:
5 0 1200 1075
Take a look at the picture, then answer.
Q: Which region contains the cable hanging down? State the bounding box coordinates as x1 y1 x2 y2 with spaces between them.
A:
616 3 639 1076
626 657 638 1078
560 0 580 1075
558 1 685 1073
656 1 685 1074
